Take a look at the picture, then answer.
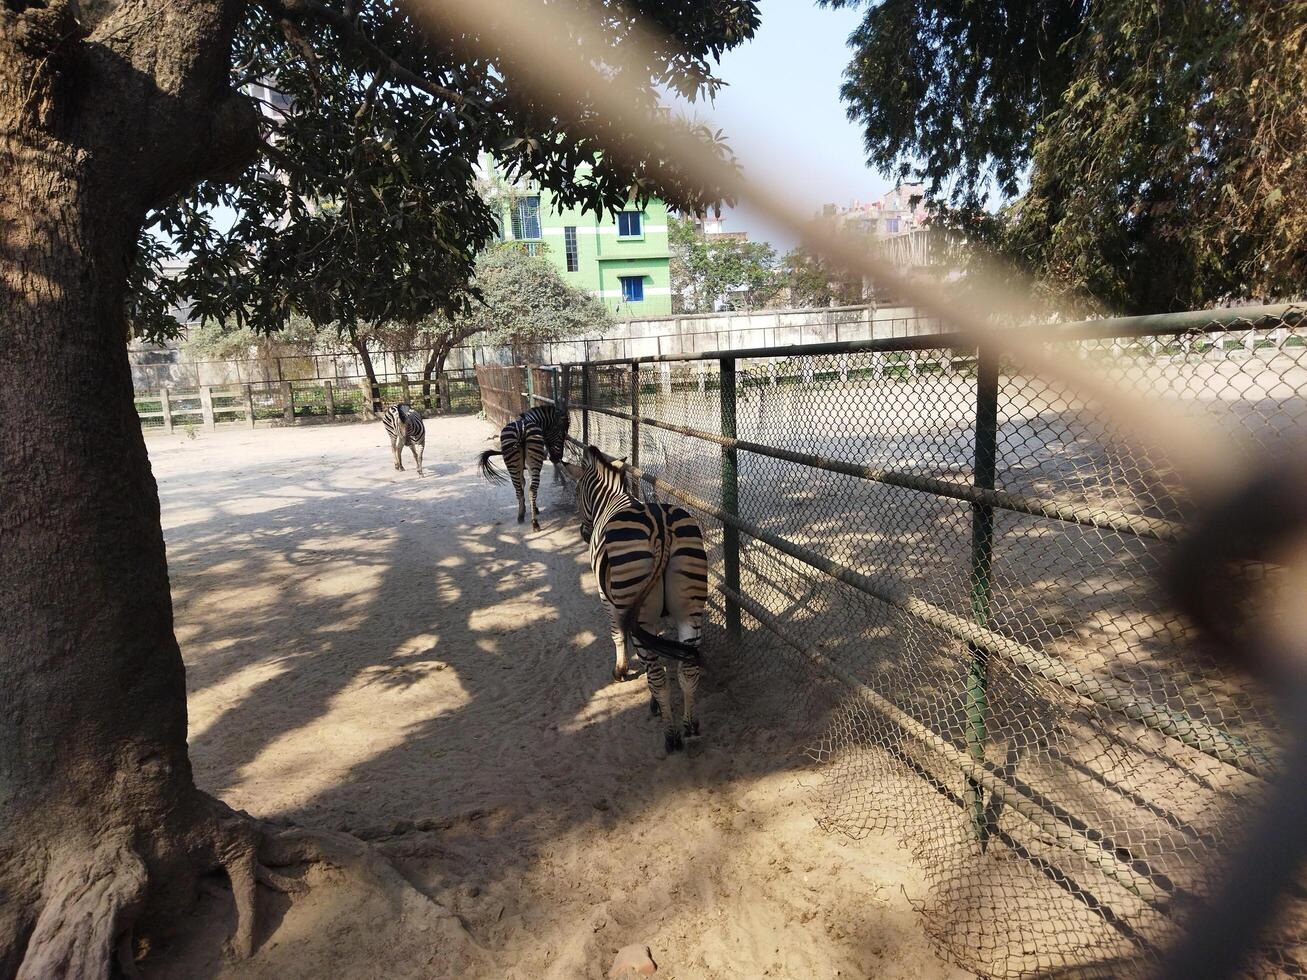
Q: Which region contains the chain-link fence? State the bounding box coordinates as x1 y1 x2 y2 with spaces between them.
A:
544 304 1306 979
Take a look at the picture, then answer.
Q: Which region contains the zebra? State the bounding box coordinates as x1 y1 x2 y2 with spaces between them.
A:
381 403 425 475
522 401 570 484
565 445 708 753
477 413 548 530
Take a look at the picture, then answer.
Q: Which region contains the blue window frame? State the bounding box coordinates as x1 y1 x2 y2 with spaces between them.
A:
617 210 642 237
511 196 541 240
619 276 644 303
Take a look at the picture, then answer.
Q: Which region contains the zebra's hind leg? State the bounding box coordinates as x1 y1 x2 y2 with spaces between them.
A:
527 460 543 531
509 465 526 524
391 438 404 471
608 611 633 682
645 659 680 753
677 651 702 739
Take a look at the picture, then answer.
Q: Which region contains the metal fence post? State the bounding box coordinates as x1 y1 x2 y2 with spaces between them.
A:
720 357 741 638
630 362 640 468
160 388 173 434
282 381 295 424
324 380 335 419
967 343 999 842
199 385 216 432
243 384 255 428
525 364 535 413
581 363 591 446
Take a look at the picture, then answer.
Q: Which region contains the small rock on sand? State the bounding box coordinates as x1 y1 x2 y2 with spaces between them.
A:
608 943 657 977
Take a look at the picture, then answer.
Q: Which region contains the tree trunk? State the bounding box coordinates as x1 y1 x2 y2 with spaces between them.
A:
0 2 278 974
420 343 452 413
347 325 383 414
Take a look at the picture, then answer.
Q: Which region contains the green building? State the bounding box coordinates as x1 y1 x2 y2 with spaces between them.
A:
484 158 672 316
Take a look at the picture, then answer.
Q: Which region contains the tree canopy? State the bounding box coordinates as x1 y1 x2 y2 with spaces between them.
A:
828 0 1307 313
669 215 781 313
461 242 611 355
778 245 865 309
132 0 761 342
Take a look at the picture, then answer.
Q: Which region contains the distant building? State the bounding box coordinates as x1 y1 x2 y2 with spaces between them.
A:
820 184 930 238
480 155 673 316
816 185 955 301
687 212 749 244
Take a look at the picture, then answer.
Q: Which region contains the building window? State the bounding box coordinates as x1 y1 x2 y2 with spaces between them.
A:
511 196 541 240
885 217 900 234
617 210 642 237
619 276 644 303
564 226 578 272
523 241 541 257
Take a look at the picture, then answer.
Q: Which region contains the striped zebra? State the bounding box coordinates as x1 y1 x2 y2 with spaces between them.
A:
477 413 548 530
382 403 425 475
522 401 570 484
565 446 708 753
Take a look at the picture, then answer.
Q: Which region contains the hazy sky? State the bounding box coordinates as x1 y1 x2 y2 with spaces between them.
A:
684 0 894 251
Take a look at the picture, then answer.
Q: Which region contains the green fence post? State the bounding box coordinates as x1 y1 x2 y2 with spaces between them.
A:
630 362 640 468
581 363 591 446
967 344 999 843
720 356 741 638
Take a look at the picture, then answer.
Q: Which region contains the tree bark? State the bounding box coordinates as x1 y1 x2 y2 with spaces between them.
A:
0 1 273 973
347 323 383 413
420 341 452 412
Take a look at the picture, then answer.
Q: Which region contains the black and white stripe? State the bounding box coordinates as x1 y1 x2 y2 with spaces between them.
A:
522 402 570 484
382 403 425 475
477 414 548 530
569 445 708 753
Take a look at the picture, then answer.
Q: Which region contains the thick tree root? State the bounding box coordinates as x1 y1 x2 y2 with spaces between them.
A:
13 794 476 976
16 838 146 980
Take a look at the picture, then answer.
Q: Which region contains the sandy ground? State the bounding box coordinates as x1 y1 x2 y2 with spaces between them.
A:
140 416 971 980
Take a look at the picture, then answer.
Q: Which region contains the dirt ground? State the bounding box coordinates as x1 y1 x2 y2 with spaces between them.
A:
140 416 971 980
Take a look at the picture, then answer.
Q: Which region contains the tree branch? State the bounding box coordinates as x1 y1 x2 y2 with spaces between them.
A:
266 0 481 109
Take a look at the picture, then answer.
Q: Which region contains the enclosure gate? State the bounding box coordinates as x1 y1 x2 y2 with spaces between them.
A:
544 305 1304 979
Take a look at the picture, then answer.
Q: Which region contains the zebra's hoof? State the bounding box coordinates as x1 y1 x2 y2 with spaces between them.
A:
649 696 661 717
683 719 700 738
531 520 541 531
664 731 684 754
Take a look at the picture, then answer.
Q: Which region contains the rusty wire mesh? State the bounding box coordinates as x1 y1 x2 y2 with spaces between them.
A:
550 306 1307 979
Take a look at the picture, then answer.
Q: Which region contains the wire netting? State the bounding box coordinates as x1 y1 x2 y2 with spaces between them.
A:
552 308 1307 979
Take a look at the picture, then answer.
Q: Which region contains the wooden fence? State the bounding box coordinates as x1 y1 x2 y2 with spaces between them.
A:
474 364 561 428
134 371 481 433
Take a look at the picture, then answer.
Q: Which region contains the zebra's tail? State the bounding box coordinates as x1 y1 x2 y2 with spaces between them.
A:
477 449 508 484
629 621 700 662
